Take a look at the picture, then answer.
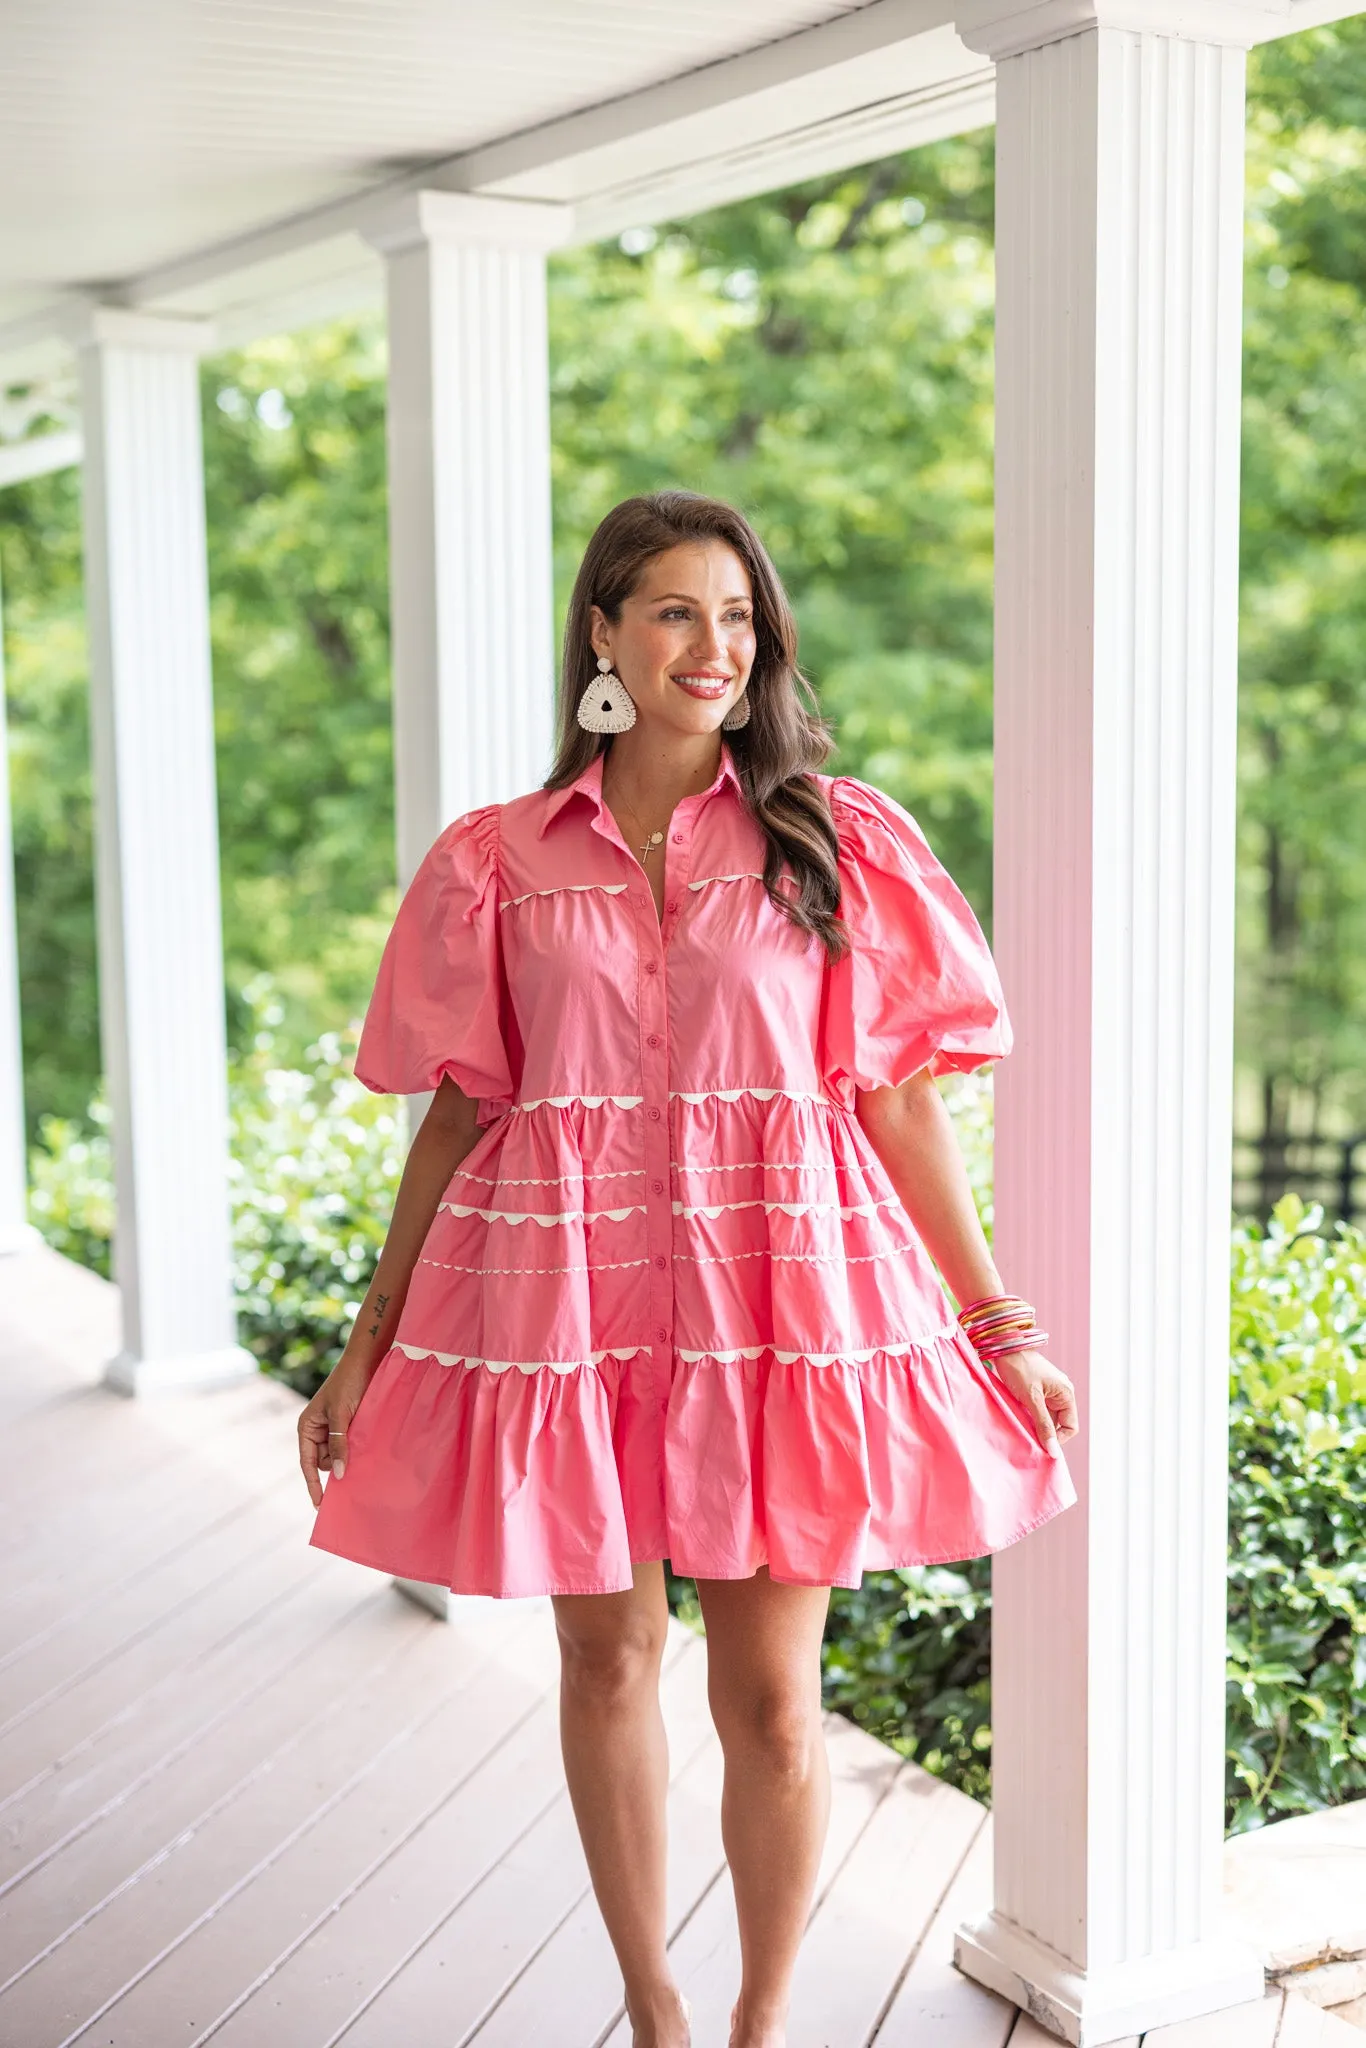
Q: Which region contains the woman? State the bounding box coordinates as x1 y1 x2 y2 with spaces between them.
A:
301 490 1078 2048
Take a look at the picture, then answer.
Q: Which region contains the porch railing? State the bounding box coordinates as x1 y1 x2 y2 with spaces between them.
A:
1232 1131 1366 1225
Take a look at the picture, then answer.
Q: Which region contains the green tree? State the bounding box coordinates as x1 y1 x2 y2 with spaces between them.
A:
1239 24 1366 1140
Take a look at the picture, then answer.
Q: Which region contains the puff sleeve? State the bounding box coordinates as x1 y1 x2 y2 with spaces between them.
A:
354 803 513 1110
822 777 1011 1099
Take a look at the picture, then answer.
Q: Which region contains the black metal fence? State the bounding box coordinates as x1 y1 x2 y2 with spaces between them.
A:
1231 1131 1366 1225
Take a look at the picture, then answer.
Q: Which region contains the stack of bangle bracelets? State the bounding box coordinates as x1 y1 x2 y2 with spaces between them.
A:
956 1293 1049 1365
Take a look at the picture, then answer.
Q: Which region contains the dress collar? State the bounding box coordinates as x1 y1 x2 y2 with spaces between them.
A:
537 741 742 837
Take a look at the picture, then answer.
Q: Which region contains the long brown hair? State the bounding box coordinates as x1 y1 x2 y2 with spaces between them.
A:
548 491 847 960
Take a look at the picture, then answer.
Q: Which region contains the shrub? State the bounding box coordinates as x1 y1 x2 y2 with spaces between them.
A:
1225 1195 1366 1831
228 992 404 1394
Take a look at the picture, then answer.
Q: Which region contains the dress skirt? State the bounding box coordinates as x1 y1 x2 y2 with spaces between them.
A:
310 1087 1077 1597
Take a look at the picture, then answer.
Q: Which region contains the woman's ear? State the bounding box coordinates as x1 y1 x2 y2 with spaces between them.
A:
587 603 612 663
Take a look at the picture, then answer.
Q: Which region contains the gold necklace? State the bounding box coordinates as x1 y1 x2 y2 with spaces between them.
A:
606 780 667 863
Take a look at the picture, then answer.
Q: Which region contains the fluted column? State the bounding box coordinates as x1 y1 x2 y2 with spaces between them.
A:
948 7 1267 2040
0 564 39 1255
365 191 571 887
78 308 252 1394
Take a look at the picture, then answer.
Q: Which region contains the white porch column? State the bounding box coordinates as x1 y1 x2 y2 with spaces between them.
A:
77 308 252 1394
949 6 1273 2040
0 565 40 1254
364 190 572 884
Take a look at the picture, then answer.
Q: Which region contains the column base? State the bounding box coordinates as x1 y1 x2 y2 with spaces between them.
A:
954 1911 1265 2046
103 1344 258 1396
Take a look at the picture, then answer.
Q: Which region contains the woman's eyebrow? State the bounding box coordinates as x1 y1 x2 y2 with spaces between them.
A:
651 591 752 604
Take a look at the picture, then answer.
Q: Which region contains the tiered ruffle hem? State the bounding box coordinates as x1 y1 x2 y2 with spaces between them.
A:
311 1088 1075 1596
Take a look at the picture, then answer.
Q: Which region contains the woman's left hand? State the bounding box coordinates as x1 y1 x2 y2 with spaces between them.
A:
993 1349 1078 1458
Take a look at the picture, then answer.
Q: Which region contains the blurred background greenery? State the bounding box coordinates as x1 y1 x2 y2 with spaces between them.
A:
5 19 1366 1832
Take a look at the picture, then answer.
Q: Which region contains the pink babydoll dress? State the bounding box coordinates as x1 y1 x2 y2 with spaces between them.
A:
310 744 1077 1597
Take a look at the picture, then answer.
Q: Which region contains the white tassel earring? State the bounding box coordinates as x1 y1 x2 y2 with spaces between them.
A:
577 655 637 734
722 690 750 731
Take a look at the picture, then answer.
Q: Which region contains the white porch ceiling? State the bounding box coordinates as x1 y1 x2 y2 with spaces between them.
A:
0 0 1353 387
0 0 996 375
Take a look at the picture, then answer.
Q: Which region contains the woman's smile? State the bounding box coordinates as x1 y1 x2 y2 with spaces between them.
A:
671 671 732 699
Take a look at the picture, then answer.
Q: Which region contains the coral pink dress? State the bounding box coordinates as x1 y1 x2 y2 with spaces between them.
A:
310 744 1076 1597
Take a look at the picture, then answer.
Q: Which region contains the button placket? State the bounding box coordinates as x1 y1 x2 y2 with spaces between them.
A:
637 863 673 1374
640 805 693 1370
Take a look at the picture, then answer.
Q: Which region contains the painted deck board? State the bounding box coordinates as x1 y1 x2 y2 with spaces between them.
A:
872 1820 1017 2048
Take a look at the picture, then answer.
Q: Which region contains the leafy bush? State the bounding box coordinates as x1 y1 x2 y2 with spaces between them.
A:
27 1098 115 1278
26 1053 1365 1831
1225 1195 1366 1831
228 989 404 1393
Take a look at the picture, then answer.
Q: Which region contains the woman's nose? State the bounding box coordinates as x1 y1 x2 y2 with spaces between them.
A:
690 622 727 662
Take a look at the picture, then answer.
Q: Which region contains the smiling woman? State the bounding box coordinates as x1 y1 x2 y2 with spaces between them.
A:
298 489 1077 2048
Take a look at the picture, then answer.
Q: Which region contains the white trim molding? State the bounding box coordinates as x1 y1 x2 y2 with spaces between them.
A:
0 431 83 490
955 17 1264 2043
78 310 253 1394
361 189 573 259
957 0 1290 54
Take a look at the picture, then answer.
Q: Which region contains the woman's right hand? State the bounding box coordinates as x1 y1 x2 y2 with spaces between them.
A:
295 1080 484 1510
298 1351 379 1508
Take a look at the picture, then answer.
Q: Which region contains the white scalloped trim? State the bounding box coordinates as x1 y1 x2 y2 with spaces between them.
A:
687 872 764 892
671 1196 901 1222
513 1094 644 1112
673 1159 864 1173
393 1340 648 1376
420 1254 652 1275
669 1088 834 1106
675 1241 917 1267
453 1167 642 1186
389 1335 961 1374
499 882 629 910
438 1200 646 1226
677 1333 956 1366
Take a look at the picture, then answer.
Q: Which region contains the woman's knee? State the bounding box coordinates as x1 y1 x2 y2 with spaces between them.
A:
710 1676 822 1777
555 1606 667 1706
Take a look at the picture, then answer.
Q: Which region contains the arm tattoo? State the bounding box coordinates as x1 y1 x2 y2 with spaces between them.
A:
366 1291 390 1339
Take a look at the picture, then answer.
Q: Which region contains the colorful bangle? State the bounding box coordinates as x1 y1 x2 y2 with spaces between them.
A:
957 1292 1049 1362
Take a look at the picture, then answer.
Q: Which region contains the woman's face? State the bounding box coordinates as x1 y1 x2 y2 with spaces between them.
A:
590 541 757 739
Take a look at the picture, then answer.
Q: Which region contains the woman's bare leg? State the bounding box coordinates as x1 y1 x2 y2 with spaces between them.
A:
551 1560 689 2048
696 1566 832 2048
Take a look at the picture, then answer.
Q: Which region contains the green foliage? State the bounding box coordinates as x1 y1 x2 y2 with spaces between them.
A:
0 462 98 1130
1225 1194 1366 1830
26 1097 113 1278
821 1563 993 1802
202 325 399 1068
1239 24 1366 1126
226 983 405 1393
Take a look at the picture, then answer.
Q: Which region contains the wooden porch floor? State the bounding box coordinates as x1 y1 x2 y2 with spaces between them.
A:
0 1243 1312 2048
